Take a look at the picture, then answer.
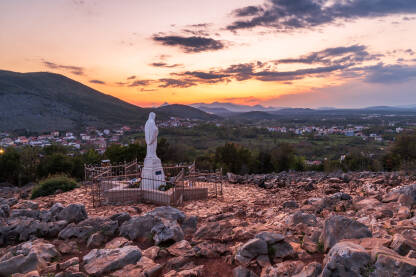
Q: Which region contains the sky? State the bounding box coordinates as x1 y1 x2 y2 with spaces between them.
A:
1 0 416 108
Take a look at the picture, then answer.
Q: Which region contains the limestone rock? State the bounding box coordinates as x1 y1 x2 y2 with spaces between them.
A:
390 233 416 256
82 245 142 276
261 261 304 277
59 217 117 241
167 240 195 257
109 212 131 226
0 204 10 218
233 266 259 277
181 215 198 233
146 206 186 223
119 214 162 241
193 242 229 258
151 219 184 246
57 204 87 223
11 271 40 277
86 232 107 249
321 241 371 277
109 256 162 277
320 215 372 251
235 238 268 265
286 212 318 227
105 237 133 249
193 220 233 242
371 250 416 277
0 239 59 276
292 262 322 277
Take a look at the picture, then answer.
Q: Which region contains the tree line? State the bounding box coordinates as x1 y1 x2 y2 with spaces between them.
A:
1 134 416 186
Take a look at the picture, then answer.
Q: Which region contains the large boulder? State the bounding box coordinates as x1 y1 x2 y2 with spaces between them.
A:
261 261 305 277
59 217 118 241
145 206 186 223
10 209 40 219
371 249 416 277
1 218 47 244
390 233 416 256
321 193 352 209
235 238 268 265
109 212 131 226
286 212 318 227
57 204 87 223
320 215 372 252
110 256 162 277
167 240 195 257
383 184 416 205
82 245 142 276
0 197 17 207
0 204 9 218
119 214 162 241
193 220 233 242
0 239 60 276
151 219 184 246
321 241 371 277
235 232 294 266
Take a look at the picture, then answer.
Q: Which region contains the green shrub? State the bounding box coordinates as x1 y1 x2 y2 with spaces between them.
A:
31 175 78 199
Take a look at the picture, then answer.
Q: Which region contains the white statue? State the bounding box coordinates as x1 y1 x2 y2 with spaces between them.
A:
141 112 165 190
145 112 158 158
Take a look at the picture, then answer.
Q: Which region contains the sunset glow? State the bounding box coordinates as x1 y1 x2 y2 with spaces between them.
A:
2 0 416 108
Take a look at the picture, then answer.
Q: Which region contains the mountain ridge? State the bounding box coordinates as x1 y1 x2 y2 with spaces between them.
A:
0 70 215 132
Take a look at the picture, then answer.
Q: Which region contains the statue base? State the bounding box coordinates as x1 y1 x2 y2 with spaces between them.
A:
141 156 165 190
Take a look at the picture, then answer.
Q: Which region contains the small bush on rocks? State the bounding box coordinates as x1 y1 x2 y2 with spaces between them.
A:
31 175 78 199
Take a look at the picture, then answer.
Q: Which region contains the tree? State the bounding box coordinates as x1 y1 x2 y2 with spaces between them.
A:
0 147 21 184
215 143 252 174
391 134 416 162
271 143 297 172
37 153 73 178
254 151 274 173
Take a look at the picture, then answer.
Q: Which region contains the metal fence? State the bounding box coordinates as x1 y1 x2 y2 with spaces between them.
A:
85 161 223 207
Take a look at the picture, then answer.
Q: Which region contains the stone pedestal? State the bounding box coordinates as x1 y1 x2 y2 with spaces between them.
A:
141 156 165 190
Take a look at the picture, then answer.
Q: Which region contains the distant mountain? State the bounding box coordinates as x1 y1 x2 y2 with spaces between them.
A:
193 106 236 117
191 102 281 113
396 104 416 109
0 70 215 132
155 104 218 120
230 111 275 120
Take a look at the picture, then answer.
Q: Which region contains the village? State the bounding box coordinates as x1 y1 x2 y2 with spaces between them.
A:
0 118 407 153
0 117 200 153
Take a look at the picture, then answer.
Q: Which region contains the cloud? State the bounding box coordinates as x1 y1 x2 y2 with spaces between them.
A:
89 79 105 84
262 78 416 108
42 61 84 75
223 96 262 103
152 35 225 53
150 62 182 68
276 45 375 65
158 78 196 88
127 75 136 80
227 0 416 32
127 45 415 90
233 6 264 17
363 64 416 83
182 71 230 80
129 80 153 87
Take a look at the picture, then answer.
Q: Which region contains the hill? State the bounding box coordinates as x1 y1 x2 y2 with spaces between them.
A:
229 111 275 121
0 70 215 132
191 102 280 113
155 104 218 120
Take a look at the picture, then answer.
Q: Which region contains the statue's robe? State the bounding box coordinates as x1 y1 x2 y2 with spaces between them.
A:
145 119 158 158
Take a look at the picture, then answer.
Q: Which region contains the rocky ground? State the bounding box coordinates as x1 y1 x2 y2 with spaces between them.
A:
0 171 416 276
